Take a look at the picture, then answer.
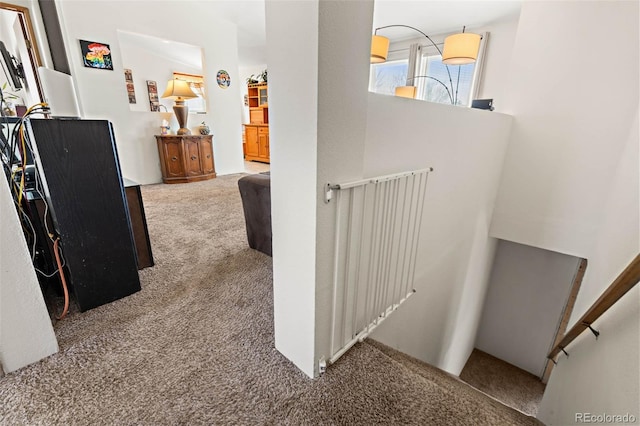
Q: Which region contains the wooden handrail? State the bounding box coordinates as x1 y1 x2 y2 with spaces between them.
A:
548 253 640 359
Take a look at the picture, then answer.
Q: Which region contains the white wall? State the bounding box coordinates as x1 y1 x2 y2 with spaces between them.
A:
314 0 372 374
480 1 639 423
538 107 639 425
266 0 320 378
364 94 513 375
55 0 245 184
489 1 639 259
266 0 372 378
0 178 58 373
473 16 520 111
475 240 580 376
117 34 204 182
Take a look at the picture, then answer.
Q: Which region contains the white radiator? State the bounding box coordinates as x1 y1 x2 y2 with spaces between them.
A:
325 168 433 364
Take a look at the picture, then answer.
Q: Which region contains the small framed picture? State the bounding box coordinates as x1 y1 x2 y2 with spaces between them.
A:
80 40 113 70
146 80 159 111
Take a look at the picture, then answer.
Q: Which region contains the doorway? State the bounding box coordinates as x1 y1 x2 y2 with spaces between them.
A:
0 2 44 111
460 240 586 416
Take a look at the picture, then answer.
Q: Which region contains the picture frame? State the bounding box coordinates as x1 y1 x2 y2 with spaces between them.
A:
146 80 159 111
124 69 136 104
79 40 113 70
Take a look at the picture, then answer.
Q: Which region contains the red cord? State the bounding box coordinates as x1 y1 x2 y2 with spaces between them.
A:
53 238 69 320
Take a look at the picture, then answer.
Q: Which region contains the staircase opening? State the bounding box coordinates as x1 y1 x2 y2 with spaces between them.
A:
461 239 586 416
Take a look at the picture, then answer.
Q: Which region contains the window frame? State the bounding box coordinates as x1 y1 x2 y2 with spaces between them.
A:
368 31 488 107
172 71 206 113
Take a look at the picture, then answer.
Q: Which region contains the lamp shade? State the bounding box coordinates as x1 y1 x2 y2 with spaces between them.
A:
395 86 417 99
161 79 197 100
371 35 390 63
442 32 481 65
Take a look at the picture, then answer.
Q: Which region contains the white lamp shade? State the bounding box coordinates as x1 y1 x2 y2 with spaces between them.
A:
395 86 417 99
371 35 390 63
161 79 197 100
442 32 481 65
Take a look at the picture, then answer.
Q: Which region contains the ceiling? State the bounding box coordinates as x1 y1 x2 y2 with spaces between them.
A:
227 0 522 66
372 1 522 39
134 1 522 69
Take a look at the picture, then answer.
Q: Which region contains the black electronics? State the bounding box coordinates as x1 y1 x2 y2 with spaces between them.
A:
12 164 37 190
28 119 140 311
471 99 494 111
22 189 62 291
0 40 24 90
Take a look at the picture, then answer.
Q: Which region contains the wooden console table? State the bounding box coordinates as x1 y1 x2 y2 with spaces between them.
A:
155 135 216 184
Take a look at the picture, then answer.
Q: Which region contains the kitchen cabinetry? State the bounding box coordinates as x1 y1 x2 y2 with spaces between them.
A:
244 124 269 163
244 83 270 163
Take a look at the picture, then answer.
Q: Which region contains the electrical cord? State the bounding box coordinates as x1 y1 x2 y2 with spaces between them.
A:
53 238 69 320
2 103 70 318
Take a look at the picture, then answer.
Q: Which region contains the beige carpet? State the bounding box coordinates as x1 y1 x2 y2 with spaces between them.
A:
0 175 541 425
460 349 546 417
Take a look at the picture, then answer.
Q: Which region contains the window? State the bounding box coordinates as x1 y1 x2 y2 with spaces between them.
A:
173 72 206 113
368 33 486 107
416 54 475 106
369 59 408 96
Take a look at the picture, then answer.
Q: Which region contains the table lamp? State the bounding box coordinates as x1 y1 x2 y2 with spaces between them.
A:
161 79 197 135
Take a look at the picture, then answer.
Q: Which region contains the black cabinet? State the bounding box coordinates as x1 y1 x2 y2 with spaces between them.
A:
28 119 140 312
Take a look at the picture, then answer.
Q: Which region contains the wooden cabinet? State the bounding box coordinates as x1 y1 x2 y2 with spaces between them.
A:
123 182 154 270
258 127 270 159
156 135 216 184
244 124 269 163
245 82 270 163
247 83 268 124
199 137 215 174
245 125 259 158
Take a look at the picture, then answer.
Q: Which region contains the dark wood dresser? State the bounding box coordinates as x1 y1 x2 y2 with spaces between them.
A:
123 179 154 270
155 135 216 184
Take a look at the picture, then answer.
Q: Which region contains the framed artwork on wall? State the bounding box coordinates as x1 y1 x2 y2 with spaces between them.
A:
124 68 136 104
79 40 113 70
146 80 159 111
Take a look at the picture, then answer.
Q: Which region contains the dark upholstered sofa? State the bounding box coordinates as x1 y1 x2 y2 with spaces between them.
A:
238 173 272 256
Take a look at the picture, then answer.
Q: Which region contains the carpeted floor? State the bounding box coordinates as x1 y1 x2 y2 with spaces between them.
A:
0 174 541 425
459 349 546 417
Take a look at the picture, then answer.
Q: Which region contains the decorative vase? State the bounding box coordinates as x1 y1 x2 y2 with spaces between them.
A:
199 123 211 135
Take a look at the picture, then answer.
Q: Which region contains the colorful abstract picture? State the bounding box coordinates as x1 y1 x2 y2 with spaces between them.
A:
80 40 113 70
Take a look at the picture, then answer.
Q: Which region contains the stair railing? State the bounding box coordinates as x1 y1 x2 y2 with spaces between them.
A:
548 253 640 361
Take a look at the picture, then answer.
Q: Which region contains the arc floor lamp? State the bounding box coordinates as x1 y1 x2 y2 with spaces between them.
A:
371 25 481 105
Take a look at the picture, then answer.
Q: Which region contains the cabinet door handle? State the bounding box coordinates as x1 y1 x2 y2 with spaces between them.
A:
171 156 178 161
191 155 197 160
206 154 211 159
